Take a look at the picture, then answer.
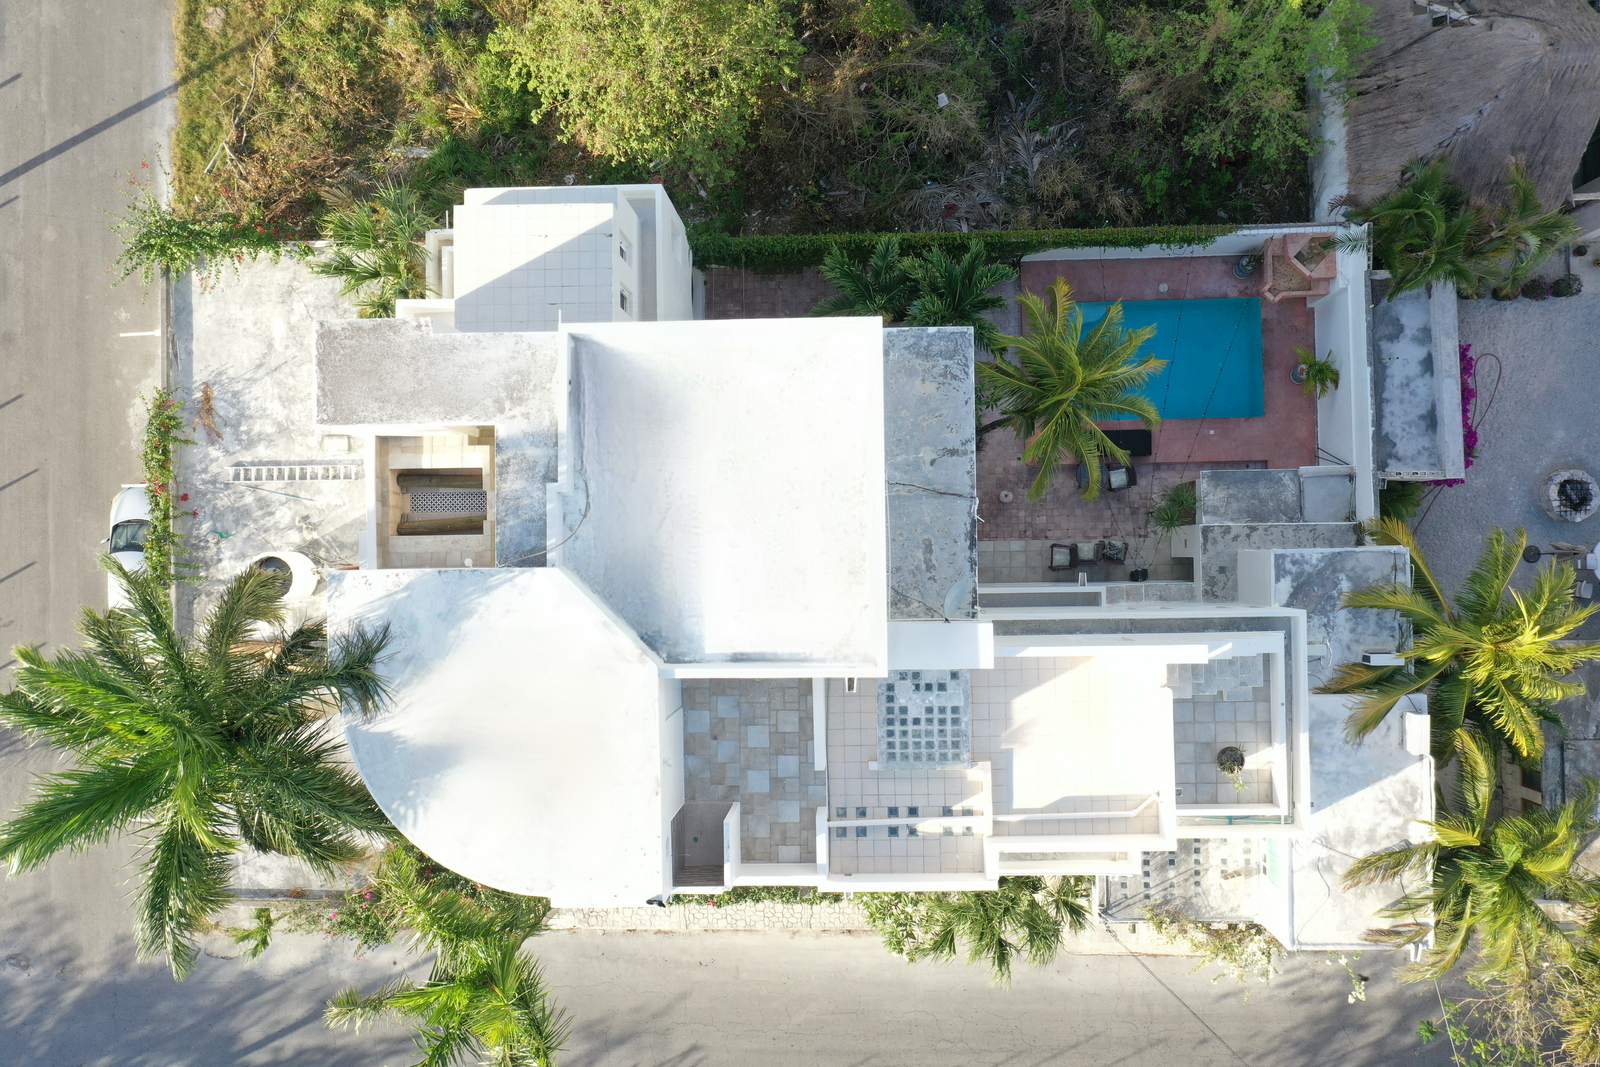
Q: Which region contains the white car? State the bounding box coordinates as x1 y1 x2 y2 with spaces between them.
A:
105 484 151 609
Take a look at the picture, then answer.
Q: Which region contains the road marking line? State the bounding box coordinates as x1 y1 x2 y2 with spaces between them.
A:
118 330 160 337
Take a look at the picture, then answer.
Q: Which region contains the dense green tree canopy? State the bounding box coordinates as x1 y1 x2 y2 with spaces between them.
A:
494 0 802 179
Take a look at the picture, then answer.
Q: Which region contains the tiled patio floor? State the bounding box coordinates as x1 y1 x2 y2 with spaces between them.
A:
682 680 823 864
978 448 1257 547
976 538 1193 584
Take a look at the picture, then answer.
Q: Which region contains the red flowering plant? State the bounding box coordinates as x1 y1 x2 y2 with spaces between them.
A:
109 147 310 293
1432 344 1481 489
285 841 549 960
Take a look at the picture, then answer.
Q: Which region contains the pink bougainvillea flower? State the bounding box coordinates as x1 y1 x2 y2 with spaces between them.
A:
179 493 189 501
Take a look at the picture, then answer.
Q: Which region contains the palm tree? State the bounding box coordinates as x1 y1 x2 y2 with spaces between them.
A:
327 938 572 1067
1345 158 1491 298
0 560 394 977
364 842 549 970
1321 521 1600 761
312 182 438 317
1477 159 1582 294
976 278 1164 501
1345 157 1578 299
859 875 1092 985
1343 729 1600 982
902 241 1017 355
810 235 918 325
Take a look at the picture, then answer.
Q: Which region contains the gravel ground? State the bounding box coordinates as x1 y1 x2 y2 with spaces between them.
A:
1412 294 1600 619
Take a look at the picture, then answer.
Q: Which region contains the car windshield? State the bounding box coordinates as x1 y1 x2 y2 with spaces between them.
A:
109 519 151 554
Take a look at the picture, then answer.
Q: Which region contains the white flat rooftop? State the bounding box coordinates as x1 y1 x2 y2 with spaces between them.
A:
329 567 666 906
553 317 889 669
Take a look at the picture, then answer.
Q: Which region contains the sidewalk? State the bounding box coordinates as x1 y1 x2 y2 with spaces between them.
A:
544 902 1203 957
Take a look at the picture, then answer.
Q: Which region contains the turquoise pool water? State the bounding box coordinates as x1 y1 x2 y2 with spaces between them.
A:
1077 297 1264 420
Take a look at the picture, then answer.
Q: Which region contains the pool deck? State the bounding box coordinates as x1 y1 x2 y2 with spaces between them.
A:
1019 255 1317 470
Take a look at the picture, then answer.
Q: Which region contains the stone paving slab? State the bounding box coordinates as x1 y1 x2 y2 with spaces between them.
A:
545 904 1204 958
548 902 868 931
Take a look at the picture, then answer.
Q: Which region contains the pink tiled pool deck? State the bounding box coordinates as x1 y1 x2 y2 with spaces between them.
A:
1016 254 1318 471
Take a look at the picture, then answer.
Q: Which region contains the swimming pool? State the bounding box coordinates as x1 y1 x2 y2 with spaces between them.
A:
1077 297 1264 420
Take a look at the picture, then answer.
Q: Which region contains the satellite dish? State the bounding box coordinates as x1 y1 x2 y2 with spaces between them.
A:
941 578 974 620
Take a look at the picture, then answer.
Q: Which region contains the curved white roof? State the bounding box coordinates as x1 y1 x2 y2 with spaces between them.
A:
329 567 665 905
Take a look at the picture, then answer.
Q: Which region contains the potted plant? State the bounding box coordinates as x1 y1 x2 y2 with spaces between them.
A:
1148 481 1197 540
1292 346 1340 398
1218 746 1247 793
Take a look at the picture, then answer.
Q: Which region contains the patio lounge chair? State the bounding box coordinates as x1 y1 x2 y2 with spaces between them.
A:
1077 459 1137 493
1048 543 1079 571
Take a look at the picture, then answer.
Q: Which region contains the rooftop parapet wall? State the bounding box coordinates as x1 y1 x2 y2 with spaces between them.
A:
1370 276 1464 482
884 327 978 622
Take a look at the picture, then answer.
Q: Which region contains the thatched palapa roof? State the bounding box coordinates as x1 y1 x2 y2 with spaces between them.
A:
1342 0 1600 211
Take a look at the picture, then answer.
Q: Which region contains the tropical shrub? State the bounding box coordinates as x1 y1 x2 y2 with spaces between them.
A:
139 389 195 585
1321 521 1600 762
311 183 439 318
1144 905 1283 987
1294 345 1340 399
859 875 1093 985
1520 276 1550 301
112 154 308 290
1347 158 1579 299
978 278 1164 501
668 885 844 906
0 563 394 977
327 939 572 1067
902 241 1016 354
1148 481 1198 538
1378 480 1426 522
810 235 919 323
1344 729 1600 982
290 841 550 962
1553 273 1583 297
1105 0 1375 171
492 0 802 180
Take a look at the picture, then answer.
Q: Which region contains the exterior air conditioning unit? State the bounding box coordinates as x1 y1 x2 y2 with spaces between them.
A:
1362 652 1406 666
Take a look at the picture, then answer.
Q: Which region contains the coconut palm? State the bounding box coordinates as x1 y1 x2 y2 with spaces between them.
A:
0 559 394 978
976 278 1164 501
326 938 572 1067
1477 159 1582 294
859 875 1092 985
809 235 918 325
1321 521 1600 761
902 240 1017 355
1343 729 1600 982
312 182 438 317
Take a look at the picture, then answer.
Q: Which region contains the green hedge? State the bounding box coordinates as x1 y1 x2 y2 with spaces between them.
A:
688 224 1241 272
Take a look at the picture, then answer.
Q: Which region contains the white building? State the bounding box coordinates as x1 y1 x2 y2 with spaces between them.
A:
395 183 696 333
302 184 1433 952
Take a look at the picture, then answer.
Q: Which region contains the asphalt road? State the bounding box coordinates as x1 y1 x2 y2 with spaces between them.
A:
0 924 1458 1067
0 0 175 982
